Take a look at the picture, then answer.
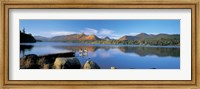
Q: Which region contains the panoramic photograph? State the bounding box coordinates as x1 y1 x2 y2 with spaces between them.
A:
20 20 180 69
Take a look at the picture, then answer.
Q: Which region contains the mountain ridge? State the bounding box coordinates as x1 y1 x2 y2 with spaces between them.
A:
34 33 180 46
118 33 179 41
36 33 102 42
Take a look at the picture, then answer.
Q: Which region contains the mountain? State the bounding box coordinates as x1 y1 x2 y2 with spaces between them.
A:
84 34 101 40
118 36 135 41
20 32 36 43
103 36 111 40
50 33 101 41
118 33 180 46
34 36 50 41
119 33 149 41
34 32 179 46
118 33 179 41
135 33 154 39
118 33 152 41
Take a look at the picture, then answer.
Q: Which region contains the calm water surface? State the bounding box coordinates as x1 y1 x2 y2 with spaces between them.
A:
20 42 180 69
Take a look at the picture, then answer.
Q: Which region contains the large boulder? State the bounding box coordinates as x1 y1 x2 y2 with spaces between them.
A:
37 52 75 69
38 56 55 69
83 60 100 69
53 57 81 69
20 54 39 69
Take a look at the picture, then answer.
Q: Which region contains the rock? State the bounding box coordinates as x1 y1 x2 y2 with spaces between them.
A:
43 64 50 69
37 52 75 69
53 57 81 69
39 52 75 58
83 60 100 69
20 54 39 69
38 56 55 69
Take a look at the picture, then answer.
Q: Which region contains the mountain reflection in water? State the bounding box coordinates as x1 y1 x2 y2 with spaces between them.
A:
52 46 180 57
20 42 180 69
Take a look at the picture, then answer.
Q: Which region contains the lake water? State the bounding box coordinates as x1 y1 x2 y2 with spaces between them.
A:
20 42 180 69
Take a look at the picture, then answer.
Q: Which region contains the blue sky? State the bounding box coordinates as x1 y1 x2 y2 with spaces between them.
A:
20 20 180 39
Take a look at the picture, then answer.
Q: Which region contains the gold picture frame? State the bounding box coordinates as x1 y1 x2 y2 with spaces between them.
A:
0 0 199 89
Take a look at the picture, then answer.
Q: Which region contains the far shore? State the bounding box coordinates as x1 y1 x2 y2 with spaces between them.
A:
20 41 180 47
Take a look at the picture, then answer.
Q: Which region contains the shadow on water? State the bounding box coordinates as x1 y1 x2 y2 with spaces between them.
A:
20 45 33 57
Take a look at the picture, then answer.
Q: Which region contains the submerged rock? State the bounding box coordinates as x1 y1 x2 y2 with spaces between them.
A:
53 57 81 69
83 60 100 69
20 54 39 69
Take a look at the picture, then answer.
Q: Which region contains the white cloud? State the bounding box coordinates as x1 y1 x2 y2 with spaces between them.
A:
109 34 123 39
35 28 149 39
99 29 114 35
128 33 140 36
37 31 76 37
50 31 76 35
82 28 98 35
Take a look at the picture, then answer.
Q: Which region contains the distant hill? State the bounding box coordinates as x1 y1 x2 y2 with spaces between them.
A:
118 33 154 41
34 33 180 46
119 33 151 41
118 33 180 46
20 32 36 43
119 33 179 41
84 34 101 40
103 36 111 40
118 36 135 41
34 36 50 41
50 33 101 41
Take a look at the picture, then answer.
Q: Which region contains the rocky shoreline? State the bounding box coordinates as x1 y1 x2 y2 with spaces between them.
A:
20 52 100 69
